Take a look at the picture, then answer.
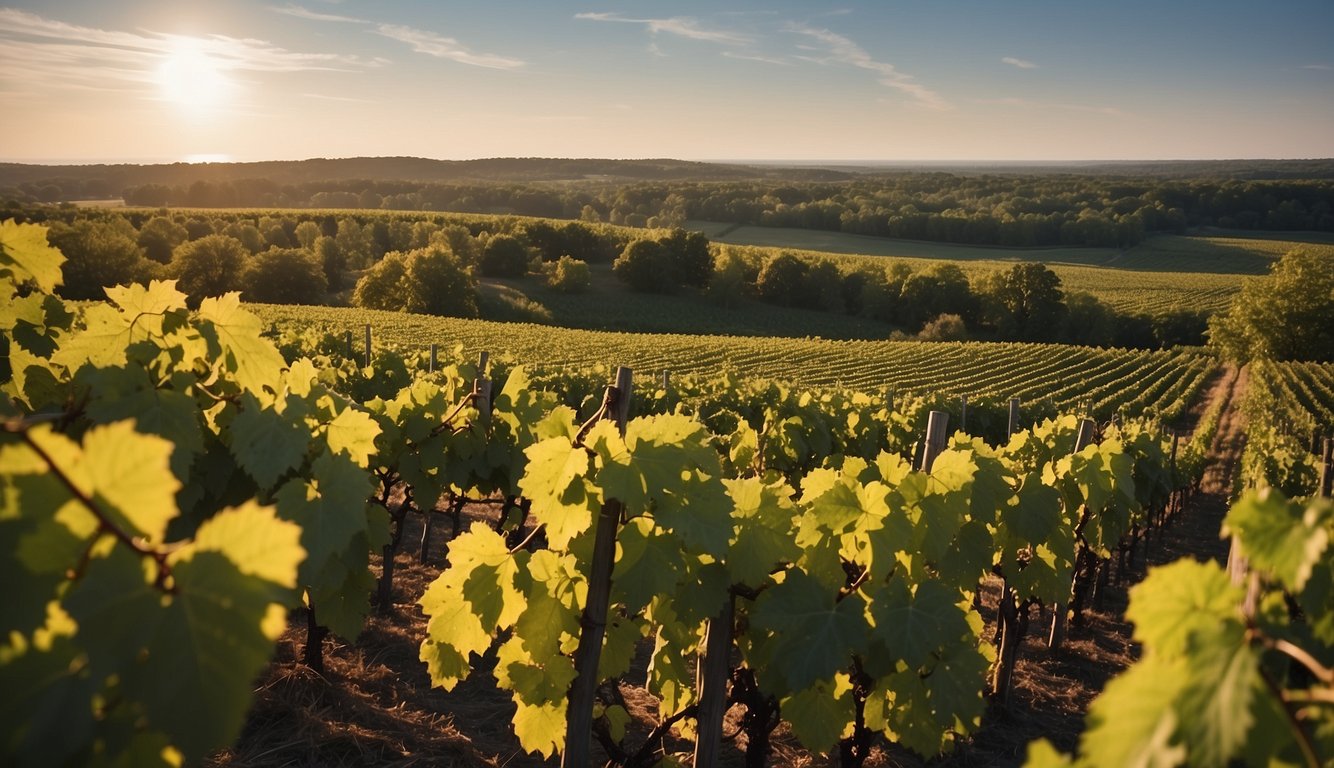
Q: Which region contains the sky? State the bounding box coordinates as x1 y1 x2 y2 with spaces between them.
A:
1 0 1332 164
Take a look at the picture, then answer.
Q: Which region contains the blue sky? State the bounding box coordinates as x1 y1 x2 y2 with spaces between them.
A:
1 1 1331 163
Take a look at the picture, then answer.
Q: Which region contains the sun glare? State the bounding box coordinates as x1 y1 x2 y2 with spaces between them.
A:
156 38 233 112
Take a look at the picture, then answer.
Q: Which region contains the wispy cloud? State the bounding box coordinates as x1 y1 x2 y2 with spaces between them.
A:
575 12 751 46
268 4 367 24
1001 56 1038 69
0 7 376 98
721 50 789 66
268 5 525 69
374 24 524 70
1301 63 1332 71
787 23 948 109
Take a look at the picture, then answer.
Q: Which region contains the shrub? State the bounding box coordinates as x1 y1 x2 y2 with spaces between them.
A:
613 239 676 292
917 313 968 341
171 234 248 304
243 248 327 305
544 256 590 293
478 235 530 278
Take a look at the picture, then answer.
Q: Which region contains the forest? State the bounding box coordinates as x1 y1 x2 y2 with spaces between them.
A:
4 158 1334 250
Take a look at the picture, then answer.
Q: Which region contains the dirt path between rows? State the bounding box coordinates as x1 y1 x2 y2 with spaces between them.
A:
207 363 1254 768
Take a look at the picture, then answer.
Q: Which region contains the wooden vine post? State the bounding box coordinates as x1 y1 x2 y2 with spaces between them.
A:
960 395 969 434
1320 437 1333 499
693 592 736 768
363 323 372 367
429 343 438 373
1048 417 1097 651
1007 397 1020 436
919 410 950 472
563 366 632 768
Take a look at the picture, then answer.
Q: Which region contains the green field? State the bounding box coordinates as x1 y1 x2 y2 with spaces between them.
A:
687 221 1330 275
684 223 1334 317
475 263 891 339
255 302 1216 420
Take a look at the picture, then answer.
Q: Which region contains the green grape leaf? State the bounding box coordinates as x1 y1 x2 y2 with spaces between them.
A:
597 614 642 681
869 579 972 670
0 220 65 293
1176 624 1258 768
132 549 292 763
497 634 579 707
613 517 685 614
649 476 732 559
79 421 180 544
196 293 287 394
274 451 374 580
518 436 595 550
227 394 311 492
1223 488 1330 593
323 406 381 466
63 545 165 684
82 369 202 478
512 700 566 759
750 570 870 693
7 292 73 358
781 675 854 752
190 501 304 589
0 610 95 768
725 477 799 588
1023 739 1076 768
1125 559 1241 657
420 525 525 689
1005 473 1064 546
1079 655 1187 768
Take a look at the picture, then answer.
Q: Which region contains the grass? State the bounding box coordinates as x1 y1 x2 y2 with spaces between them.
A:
476 263 892 339
680 222 1334 317
688 221 1331 275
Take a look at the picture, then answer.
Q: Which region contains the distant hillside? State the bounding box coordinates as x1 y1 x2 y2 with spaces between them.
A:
0 156 854 192
4 157 1334 197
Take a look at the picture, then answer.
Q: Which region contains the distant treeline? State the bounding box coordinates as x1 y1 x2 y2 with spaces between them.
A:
6 205 1209 350
3 158 1333 250
94 176 1334 249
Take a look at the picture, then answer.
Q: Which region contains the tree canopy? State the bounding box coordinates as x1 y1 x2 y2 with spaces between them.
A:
1208 249 1334 362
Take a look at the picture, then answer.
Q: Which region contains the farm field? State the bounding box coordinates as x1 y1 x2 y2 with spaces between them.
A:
255 302 1217 420
688 222 1330 275
684 225 1334 317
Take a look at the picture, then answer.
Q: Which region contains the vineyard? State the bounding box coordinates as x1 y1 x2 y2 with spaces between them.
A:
1238 358 1334 496
3 222 1331 768
255 303 1217 423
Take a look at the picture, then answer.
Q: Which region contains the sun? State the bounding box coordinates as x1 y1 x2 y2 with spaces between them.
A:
156 38 234 112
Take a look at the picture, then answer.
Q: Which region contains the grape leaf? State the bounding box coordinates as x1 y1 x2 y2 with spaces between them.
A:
323 406 381 466
1223 488 1330 593
1078 655 1187 768
196 294 287 394
227 394 311 492
750 569 870 693
79 421 181 544
781 675 854 752
0 220 65 293
1125 559 1241 658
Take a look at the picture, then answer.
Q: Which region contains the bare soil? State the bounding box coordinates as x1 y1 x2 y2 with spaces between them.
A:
206 366 1250 768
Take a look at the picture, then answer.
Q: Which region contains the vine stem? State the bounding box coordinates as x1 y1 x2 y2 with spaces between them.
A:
1256 665 1320 768
18 427 175 591
1267 637 1334 685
